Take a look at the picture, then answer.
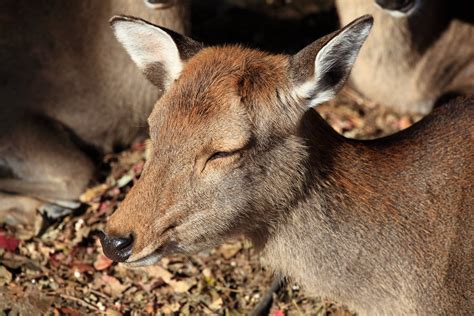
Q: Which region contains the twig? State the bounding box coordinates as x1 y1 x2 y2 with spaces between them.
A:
292 298 303 316
89 289 111 301
251 278 284 316
214 285 246 293
60 293 98 311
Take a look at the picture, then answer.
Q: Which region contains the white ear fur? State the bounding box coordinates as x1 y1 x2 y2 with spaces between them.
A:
294 18 373 108
112 18 183 87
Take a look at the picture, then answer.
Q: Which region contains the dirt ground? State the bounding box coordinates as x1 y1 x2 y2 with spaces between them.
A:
0 1 422 315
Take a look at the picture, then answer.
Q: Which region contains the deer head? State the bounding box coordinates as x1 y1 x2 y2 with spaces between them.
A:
99 15 373 266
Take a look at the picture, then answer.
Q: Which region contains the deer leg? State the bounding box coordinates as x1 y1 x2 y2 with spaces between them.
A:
0 116 95 234
0 179 90 201
0 192 43 239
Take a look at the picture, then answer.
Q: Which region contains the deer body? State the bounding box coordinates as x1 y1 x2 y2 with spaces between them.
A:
0 0 188 231
100 15 473 314
261 101 473 314
336 0 474 113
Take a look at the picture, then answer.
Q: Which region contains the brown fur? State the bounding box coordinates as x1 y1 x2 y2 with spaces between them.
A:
0 0 189 229
104 17 473 314
336 0 474 113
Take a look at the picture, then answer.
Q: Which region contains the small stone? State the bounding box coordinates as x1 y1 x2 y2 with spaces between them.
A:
97 302 106 311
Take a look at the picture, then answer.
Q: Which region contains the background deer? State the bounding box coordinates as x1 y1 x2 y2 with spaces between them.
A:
100 14 473 314
336 0 474 113
0 0 188 235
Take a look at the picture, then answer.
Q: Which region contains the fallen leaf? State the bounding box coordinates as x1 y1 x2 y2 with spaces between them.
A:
117 174 133 188
169 279 194 293
145 302 154 314
161 302 180 314
60 306 83 316
71 261 94 273
105 308 122 316
219 241 242 259
209 297 223 310
271 310 285 316
0 232 20 252
0 265 12 286
100 274 128 297
143 266 194 293
79 184 109 203
202 268 212 278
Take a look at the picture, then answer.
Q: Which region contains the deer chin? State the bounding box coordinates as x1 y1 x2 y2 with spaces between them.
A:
124 251 163 267
124 239 179 268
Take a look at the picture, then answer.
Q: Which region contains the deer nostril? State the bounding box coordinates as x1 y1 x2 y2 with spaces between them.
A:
98 231 134 262
111 235 134 251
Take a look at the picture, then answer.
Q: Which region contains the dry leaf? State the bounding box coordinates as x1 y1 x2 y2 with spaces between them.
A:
219 242 242 259
161 302 180 314
117 174 133 188
79 184 109 203
0 231 20 251
0 265 12 286
143 266 194 293
100 274 128 297
145 302 154 314
105 308 122 316
209 297 223 310
144 266 173 282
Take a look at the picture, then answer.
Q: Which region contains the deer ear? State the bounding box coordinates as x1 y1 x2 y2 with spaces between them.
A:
110 15 203 90
290 15 373 108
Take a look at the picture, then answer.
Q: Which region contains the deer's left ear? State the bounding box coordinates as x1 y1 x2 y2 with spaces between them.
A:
110 15 203 90
290 15 373 108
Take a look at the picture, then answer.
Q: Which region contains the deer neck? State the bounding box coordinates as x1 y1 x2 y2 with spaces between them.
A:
255 109 396 309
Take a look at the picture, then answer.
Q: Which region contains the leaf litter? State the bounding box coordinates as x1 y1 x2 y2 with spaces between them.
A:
0 90 420 315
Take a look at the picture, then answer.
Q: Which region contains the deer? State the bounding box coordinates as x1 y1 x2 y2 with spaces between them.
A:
0 0 189 236
335 0 474 114
99 14 473 315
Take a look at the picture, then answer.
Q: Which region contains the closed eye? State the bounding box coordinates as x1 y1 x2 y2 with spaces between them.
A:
207 151 235 162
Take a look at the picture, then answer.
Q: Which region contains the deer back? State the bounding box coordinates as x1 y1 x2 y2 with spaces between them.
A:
336 0 474 113
0 0 189 151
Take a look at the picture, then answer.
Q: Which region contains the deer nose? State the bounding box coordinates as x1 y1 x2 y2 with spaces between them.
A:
375 0 414 11
98 231 134 262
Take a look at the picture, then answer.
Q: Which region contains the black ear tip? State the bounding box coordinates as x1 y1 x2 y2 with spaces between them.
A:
347 15 374 35
359 14 374 26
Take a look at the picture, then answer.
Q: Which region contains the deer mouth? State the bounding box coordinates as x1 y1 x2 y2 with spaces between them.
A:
125 250 163 267
124 226 179 267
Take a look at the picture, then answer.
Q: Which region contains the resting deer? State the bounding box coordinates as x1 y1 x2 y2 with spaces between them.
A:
99 15 473 314
0 0 188 234
336 0 474 113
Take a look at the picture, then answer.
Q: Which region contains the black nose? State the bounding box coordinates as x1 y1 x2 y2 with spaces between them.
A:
145 0 175 8
375 0 414 12
98 231 134 262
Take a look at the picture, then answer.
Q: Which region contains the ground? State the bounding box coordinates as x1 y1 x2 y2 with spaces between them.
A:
0 1 422 315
